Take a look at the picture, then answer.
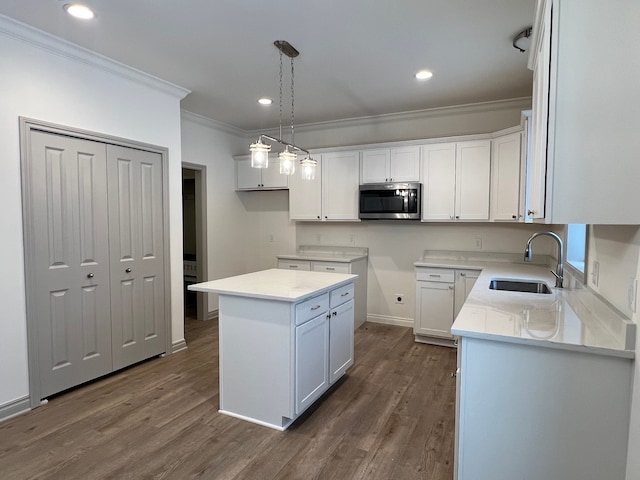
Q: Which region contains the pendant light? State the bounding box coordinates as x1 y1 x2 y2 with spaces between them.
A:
249 41 316 179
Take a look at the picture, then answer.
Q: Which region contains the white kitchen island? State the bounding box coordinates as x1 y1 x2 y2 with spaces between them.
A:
188 269 357 431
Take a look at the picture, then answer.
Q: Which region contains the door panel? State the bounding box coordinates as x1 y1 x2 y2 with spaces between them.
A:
108 145 166 369
30 131 112 398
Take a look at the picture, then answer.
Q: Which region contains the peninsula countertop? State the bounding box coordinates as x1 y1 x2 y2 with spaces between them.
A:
188 268 357 303
415 253 635 358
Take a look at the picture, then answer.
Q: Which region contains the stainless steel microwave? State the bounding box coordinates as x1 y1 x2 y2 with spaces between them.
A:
359 182 421 220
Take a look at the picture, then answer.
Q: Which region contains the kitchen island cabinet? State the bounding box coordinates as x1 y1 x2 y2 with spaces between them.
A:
188 269 356 431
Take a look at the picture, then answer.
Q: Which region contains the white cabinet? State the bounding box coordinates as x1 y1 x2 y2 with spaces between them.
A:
278 255 368 329
415 266 480 344
456 336 632 480
329 299 354 383
289 151 360 221
295 311 330 414
235 156 289 190
421 141 491 221
454 270 478 318
490 131 523 222
360 146 420 183
528 0 640 223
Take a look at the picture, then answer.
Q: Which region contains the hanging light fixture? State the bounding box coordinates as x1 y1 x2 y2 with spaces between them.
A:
250 40 316 179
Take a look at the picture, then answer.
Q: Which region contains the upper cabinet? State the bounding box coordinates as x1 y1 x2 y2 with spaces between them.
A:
490 131 523 222
360 146 420 183
421 140 491 221
528 0 640 224
289 150 360 221
235 156 289 191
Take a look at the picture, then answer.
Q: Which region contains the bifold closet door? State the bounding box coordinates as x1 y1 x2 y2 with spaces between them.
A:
29 131 113 398
107 145 166 370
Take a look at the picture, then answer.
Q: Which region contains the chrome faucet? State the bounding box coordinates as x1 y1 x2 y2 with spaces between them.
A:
524 231 564 288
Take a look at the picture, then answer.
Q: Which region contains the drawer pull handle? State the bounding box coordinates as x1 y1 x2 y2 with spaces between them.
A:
341 292 349 297
311 305 321 311
289 265 298 268
429 274 441 277
326 267 335 271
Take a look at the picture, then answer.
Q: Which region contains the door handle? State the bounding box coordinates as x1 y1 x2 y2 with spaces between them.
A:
87 273 94 278
125 268 132 273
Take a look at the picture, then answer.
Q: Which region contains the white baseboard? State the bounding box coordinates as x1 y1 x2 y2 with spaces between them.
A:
171 339 187 353
366 314 413 328
207 309 219 320
0 396 30 423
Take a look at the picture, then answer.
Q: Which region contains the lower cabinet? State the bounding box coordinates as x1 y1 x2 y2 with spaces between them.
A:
414 267 479 345
295 313 330 414
329 299 354 383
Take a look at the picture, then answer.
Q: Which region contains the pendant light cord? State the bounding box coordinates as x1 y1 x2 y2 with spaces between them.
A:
279 50 283 142
290 57 295 146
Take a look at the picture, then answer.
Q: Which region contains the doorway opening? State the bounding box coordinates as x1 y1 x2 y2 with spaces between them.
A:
182 164 208 322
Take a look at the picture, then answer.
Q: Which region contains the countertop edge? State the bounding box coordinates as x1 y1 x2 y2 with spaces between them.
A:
277 254 368 263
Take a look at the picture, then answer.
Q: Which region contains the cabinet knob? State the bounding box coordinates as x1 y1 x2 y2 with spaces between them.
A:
460 272 466 277
125 267 132 273
332 311 337 316
528 210 535 216
455 215 460 219
324 216 328 219
87 273 94 278
512 215 517 219
317 216 321 219
449 285 454 290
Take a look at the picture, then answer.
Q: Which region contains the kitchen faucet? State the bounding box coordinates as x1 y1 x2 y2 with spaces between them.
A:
524 231 564 288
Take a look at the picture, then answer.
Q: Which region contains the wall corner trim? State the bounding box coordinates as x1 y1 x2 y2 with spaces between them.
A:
0 14 191 100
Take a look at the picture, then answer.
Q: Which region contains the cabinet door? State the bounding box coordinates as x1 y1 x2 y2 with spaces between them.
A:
295 313 330 415
455 140 491 220
421 143 456 220
322 151 360 221
289 157 322 220
235 157 263 190
415 281 455 338
454 270 479 319
491 132 522 221
261 161 289 189
360 149 390 183
527 0 551 221
329 299 354 384
389 146 420 182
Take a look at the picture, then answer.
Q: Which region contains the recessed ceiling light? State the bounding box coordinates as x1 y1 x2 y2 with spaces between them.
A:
64 4 95 20
257 98 273 105
415 70 433 80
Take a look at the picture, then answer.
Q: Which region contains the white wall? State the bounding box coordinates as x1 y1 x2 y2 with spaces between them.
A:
0 17 187 411
297 222 562 323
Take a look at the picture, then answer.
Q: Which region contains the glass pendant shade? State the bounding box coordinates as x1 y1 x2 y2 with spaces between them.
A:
279 147 297 175
250 139 271 168
300 156 317 181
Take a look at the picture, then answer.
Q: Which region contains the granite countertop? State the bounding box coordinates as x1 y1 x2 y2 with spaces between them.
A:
188 268 357 303
415 252 635 359
277 245 368 263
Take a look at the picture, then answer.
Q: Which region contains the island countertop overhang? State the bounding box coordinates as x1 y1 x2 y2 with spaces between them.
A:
188 268 358 303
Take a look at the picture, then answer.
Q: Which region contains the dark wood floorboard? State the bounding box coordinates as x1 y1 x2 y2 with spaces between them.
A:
0 317 456 480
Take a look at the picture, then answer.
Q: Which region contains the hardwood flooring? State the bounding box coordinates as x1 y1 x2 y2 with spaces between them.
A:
0 318 457 480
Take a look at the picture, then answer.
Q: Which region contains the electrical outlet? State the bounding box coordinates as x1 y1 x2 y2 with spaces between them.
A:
473 238 482 250
628 278 638 313
591 260 599 287
395 294 405 304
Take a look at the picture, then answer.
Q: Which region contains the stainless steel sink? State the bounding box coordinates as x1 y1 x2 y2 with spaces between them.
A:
489 279 552 294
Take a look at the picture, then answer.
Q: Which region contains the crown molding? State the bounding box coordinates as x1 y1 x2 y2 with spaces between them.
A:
180 110 247 137
0 14 190 100
246 97 532 136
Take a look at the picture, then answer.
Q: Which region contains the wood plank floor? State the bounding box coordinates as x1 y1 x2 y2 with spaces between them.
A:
0 317 457 480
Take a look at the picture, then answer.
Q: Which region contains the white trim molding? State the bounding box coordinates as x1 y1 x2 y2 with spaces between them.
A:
0 14 190 100
366 314 413 329
171 339 188 354
181 110 246 137
0 396 30 423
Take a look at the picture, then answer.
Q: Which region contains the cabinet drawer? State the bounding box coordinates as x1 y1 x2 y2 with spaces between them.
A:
295 293 330 326
278 259 311 271
330 283 354 308
416 268 455 283
312 262 350 274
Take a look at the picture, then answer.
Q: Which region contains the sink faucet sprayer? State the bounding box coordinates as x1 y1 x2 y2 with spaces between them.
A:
524 231 564 288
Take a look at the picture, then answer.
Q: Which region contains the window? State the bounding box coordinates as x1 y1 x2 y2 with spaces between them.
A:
566 224 587 274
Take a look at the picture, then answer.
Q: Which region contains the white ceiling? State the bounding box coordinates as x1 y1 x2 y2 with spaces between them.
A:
0 0 536 132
